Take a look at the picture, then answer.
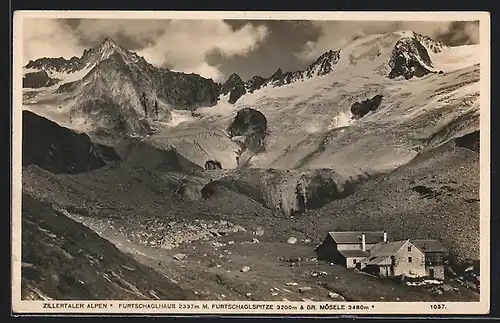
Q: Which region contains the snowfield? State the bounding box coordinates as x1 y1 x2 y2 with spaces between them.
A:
147 31 480 177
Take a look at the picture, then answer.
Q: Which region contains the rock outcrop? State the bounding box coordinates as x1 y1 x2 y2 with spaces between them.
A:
388 36 434 80
227 108 268 165
22 110 120 174
227 49 341 102
201 168 363 216
455 130 479 153
205 160 222 170
25 56 82 74
350 94 384 119
221 73 247 104
23 70 60 88
245 76 267 94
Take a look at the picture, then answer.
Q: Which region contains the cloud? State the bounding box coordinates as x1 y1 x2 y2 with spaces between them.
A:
22 18 269 82
22 19 84 64
295 21 480 62
435 21 480 46
136 20 269 81
65 19 167 49
182 61 224 81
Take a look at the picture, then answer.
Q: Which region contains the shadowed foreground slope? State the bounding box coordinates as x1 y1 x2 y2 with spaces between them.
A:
21 193 199 300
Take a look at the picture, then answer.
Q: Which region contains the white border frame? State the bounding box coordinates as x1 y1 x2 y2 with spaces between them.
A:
11 10 491 315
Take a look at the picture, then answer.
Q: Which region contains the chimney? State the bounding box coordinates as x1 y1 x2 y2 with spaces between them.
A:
383 231 387 243
361 234 366 251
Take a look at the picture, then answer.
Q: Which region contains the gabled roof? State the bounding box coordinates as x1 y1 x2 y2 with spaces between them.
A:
362 256 392 266
328 231 386 244
339 250 370 258
412 240 447 253
368 240 412 257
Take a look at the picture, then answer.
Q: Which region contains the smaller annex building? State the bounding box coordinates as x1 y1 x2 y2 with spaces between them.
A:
412 239 448 280
315 231 387 268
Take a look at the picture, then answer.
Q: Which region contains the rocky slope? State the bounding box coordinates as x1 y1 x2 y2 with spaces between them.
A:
21 193 199 300
22 110 120 174
303 133 480 263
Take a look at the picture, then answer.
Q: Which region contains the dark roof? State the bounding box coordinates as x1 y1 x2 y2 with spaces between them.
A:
412 240 447 253
339 250 370 258
362 256 392 266
328 231 386 244
368 240 411 257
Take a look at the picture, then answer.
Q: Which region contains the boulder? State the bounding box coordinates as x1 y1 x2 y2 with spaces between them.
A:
328 292 346 300
173 253 186 260
287 237 298 244
241 266 251 273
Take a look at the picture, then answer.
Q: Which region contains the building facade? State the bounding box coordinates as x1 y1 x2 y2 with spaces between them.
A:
412 240 448 280
360 240 426 278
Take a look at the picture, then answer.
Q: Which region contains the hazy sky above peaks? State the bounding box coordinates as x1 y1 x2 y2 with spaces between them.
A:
22 18 480 82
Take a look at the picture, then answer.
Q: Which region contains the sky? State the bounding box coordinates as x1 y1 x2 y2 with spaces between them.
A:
22 18 480 82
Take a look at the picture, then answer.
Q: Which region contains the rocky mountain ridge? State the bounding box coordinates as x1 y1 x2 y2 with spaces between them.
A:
221 31 447 103
24 31 445 112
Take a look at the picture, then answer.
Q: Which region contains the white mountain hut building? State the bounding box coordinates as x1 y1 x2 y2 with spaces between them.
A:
316 231 447 279
359 239 426 278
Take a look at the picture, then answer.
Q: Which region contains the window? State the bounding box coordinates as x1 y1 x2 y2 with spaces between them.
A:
426 252 443 264
353 259 357 264
408 246 412 252
408 256 412 263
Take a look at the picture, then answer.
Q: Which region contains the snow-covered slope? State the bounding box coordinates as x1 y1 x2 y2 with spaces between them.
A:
145 31 480 179
22 31 480 179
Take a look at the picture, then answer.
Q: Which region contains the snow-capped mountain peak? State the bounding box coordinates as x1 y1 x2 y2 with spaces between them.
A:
94 37 121 59
24 37 133 75
79 37 138 70
305 49 341 77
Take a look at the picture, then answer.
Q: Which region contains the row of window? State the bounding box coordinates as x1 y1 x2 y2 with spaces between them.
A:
352 256 423 264
350 248 442 265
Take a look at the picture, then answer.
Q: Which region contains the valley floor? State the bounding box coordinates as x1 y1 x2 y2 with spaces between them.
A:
27 202 479 302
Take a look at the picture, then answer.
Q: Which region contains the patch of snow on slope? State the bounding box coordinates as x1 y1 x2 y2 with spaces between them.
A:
196 94 236 119
330 110 354 129
165 110 195 127
47 67 93 84
429 44 480 72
